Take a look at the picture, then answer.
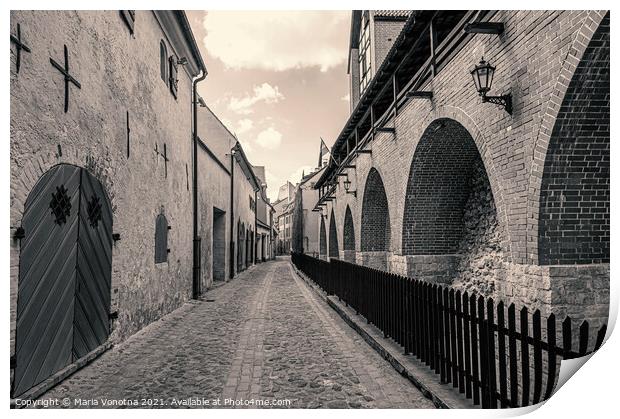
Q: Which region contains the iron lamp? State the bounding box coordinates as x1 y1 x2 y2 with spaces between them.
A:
470 58 512 114
343 178 357 198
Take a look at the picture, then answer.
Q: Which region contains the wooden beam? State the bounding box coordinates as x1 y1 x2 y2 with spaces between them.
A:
343 165 356 169
430 18 437 77
356 149 372 154
376 127 396 134
464 22 504 35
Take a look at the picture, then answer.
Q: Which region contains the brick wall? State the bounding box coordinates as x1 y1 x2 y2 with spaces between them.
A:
402 118 482 255
360 168 390 252
328 209 340 258
538 13 610 265
322 10 609 326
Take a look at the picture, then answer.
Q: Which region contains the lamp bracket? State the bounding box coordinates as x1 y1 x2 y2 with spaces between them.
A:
482 93 512 114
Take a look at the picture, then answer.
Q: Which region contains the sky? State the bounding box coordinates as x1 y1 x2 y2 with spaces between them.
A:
186 11 351 202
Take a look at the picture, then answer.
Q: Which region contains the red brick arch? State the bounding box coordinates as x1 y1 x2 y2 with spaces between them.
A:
401 118 498 255
360 168 390 252
328 208 339 258
343 205 355 251
537 13 609 265
527 11 609 265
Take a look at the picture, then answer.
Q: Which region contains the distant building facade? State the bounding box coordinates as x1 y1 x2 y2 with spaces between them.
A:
291 167 325 258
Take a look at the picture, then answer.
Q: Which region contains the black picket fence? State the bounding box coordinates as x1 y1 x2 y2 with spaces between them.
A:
291 253 607 409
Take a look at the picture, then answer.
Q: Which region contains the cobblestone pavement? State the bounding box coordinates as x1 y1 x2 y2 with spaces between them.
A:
38 258 434 409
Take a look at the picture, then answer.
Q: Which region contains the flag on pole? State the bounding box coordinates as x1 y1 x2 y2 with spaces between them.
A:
318 138 330 167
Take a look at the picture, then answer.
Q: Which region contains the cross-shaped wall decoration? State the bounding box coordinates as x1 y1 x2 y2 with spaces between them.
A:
126 111 130 158
10 23 31 74
50 44 81 113
162 143 169 178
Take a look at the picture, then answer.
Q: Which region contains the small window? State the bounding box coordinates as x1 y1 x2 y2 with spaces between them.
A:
120 11 136 34
160 41 168 85
155 213 169 263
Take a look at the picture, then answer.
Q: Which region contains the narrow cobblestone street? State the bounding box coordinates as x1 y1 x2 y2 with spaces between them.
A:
39 258 434 409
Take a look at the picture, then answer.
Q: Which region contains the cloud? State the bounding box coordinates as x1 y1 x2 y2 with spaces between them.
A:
202 11 349 72
236 118 254 134
237 138 253 154
256 127 283 149
228 83 284 115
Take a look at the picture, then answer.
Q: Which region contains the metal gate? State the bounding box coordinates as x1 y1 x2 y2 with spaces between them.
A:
12 164 113 397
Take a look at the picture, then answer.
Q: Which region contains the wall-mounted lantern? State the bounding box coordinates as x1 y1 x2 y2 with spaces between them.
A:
470 58 512 114
343 178 357 198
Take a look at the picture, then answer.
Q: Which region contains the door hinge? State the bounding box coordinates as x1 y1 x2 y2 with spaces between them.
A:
13 227 25 240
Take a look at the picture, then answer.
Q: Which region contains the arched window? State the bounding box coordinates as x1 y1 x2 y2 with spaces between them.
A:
155 213 169 263
160 41 168 85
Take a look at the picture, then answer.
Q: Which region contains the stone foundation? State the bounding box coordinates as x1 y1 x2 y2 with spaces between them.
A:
341 250 356 264
403 255 460 286
357 251 388 271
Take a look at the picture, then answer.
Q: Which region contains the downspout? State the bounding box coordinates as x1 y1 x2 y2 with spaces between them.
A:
192 69 207 299
229 145 236 279
254 190 258 265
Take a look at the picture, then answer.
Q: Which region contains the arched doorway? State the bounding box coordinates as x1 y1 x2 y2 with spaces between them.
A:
237 221 245 272
343 205 355 263
401 118 502 291
328 209 339 259
12 164 113 397
319 215 327 259
360 168 390 270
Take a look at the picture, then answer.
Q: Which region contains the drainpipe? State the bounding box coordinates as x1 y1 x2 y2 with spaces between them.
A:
229 145 236 279
192 69 207 299
254 190 258 265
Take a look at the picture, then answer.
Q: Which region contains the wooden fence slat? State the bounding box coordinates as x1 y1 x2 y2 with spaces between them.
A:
497 301 508 408
532 310 543 404
444 288 452 385
438 286 447 383
562 316 572 359
579 321 589 356
450 290 458 388
544 314 557 401
424 283 431 367
520 307 530 406
508 304 518 407
463 292 472 399
470 294 480 405
478 296 489 408
456 290 465 393
486 298 497 408
432 285 440 374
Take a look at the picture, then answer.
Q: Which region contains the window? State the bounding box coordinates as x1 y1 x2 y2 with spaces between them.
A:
155 213 169 263
160 41 168 85
120 11 136 34
358 11 372 95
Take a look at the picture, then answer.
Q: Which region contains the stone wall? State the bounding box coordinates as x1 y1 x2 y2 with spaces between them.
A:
452 159 505 297
10 10 198 351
